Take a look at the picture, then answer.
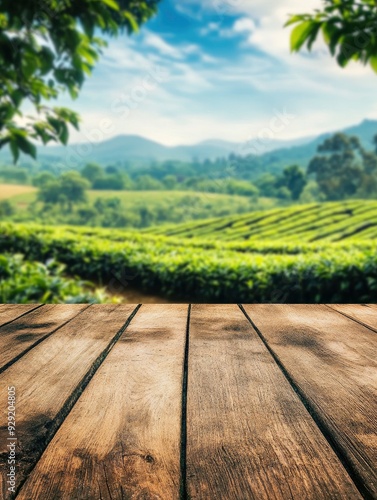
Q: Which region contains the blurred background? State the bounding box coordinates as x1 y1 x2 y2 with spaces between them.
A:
1 0 377 303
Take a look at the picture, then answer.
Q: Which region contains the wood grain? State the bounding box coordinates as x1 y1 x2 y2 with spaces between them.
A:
186 304 361 499
0 304 40 328
0 304 137 499
0 304 88 372
330 304 377 333
242 304 377 499
17 304 188 500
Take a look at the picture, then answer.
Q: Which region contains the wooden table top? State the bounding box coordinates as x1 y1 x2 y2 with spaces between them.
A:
0 304 376 500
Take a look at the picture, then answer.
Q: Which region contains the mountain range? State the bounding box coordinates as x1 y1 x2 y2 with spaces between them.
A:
1 119 376 170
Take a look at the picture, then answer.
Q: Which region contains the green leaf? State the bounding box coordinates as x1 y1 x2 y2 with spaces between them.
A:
0 103 16 121
22 52 38 78
33 123 54 144
69 114 80 130
15 135 37 159
307 23 322 50
370 56 377 73
10 90 24 107
9 140 19 163
47 116 63 134
101 0 120 10
337 40 356 67
321 21 341 54
81 15 95 38
290 21 315 52
77 44 98 65
0 0 159 159
39 46 55 75
123 12 139 32
284 15 306 28
59 122 69 145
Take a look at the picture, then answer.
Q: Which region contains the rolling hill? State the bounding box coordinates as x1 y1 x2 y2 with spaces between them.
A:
146 200 377 243
1 119 376 173
23 134 313 165
0 134 241 165
258 118 377 173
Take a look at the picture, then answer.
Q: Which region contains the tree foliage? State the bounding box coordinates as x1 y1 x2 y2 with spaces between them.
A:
287 0 377 72
307 133 377 200
278 165 307 200
0 0 159 161
37 171 89 209
81 163 103 183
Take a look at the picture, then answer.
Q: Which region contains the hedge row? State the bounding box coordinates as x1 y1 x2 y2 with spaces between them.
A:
1 223 376 303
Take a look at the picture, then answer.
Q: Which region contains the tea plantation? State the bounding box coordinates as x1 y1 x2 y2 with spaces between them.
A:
1 200 377 303
146 200 377 242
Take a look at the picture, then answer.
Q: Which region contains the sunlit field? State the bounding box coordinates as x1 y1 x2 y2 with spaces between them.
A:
0 184 36 200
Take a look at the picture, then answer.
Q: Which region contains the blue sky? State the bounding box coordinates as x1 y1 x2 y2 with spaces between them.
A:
59 0 377 146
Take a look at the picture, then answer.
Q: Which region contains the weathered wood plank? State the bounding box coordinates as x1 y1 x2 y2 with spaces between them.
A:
186 304 361 499
0 304 41 328
0 304 137 499
0 304 88 372
242 304 377 499
17 304 188 500
330 304 377 333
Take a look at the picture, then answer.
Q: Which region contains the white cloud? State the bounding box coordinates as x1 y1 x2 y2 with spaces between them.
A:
183 43 201 55
169 61 213 92
143 32 183 59
50 0 377 147
218 0 377 100
69 109 256 146
233 17 255 33
200 22 220 36
101 40 160 71
216 0 321 19
137 32 216 65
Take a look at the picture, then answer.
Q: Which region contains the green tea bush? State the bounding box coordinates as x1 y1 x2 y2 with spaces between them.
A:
148 200 377 243
0 253 110 303
1 222 377 303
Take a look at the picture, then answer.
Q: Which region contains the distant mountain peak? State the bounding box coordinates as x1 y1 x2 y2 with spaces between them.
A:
1 119 376 168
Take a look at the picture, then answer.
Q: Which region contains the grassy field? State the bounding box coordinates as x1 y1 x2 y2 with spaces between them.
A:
0 184 36 200
87 190 269 213
6 186 279 210
5 185 284 224
146 200 377 242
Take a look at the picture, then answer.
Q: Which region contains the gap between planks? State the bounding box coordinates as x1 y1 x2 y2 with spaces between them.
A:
185 304 361 500
1 304 140 499
241 304 377 500
326 304 377 335
0 304 91 375
0 305 43 329
2 304 373 499
179 304 191 500
239 304 366 499
16 304 188 500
